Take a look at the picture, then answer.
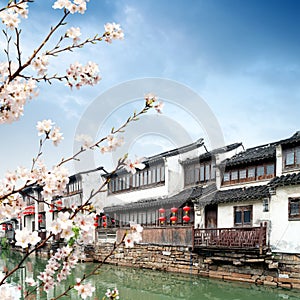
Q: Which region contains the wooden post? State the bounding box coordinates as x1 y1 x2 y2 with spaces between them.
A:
259 222 263 255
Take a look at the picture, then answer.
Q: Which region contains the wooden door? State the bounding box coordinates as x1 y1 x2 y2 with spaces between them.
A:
205 204 218 228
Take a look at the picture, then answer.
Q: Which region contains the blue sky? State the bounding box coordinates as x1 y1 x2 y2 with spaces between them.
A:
0 0 300 176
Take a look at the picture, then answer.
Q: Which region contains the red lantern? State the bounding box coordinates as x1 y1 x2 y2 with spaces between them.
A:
103 221 107 228
94 216 99 221
171 207 178 213
56 200 62 205
94 223 98 227
159 216 166 224
102 215 107 220
159 208 166 225
183 206 191 212
183 215 190 222
2 224 6 231
170 216 178 223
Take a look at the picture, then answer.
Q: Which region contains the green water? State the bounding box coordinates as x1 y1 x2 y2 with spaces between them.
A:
1 250 300 300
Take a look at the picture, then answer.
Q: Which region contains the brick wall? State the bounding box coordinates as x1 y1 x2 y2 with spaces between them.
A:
93 243 300 290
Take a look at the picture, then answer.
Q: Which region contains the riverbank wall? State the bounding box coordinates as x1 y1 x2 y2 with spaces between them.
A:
92 242 300 290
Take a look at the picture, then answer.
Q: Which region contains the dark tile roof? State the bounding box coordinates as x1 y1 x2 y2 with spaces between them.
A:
195 185 270 206
278 131 300 146
269 172 300 187
224 144 276 167
146 138 204 164
182 143 242 165
103 138 204 177
104 186 203 212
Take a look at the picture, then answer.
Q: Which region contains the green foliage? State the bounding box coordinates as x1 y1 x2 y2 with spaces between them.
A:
68 226 80 247
0 237 9 250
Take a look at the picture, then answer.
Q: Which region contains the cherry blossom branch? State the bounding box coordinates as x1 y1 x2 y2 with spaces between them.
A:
22 190 52 208
19 73 68 84
0 0 32 13
0 233 54 285
57 100 153 167
7 10 70 84
45 33 105 57
52 233 127 300
0 136 46 202
70 159 125 220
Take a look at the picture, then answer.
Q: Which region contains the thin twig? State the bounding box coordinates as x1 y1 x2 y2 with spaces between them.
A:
15 27 22 68
0 0 33 13
6 10 70 84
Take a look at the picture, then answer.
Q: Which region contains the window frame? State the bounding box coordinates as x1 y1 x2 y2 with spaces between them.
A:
183 160 216 187
222 163 275 185
288 197 300 220
283 146 300 170
234 205 253 227
108 163 165 194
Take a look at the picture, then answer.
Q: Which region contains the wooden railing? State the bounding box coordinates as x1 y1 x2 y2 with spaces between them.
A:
193 224 267 252
113 226 193 247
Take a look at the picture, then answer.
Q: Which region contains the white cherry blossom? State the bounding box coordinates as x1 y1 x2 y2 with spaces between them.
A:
104 22 124 43
15 229 41 248
74 282 95 299
31 55 49 76
124 157 146 174
66 26 81 43
36 119 54 135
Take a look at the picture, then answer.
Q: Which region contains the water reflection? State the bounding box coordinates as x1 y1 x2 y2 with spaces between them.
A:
0 251 300 300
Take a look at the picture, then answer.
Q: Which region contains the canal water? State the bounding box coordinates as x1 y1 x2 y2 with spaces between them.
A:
1 250 300 300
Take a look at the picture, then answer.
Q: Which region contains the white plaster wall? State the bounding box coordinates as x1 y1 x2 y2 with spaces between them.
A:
217 200 269 228
82 171 105 209
105 147 202 206
219 180 271 191
167 156 184 196
106 185 168 206
276 145 283 176
269 185 300 253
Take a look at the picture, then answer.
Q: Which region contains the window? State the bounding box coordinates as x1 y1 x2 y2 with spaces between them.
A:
205 164 210 180
284 146 300 169
266 164 275 176
286 151 294 166
257 166 264 177
263 198 269 212
184 161 215 186
289 198 300 220
200 165 205 181
223 172 230 182
239 169 246 179
108 163 165 194
248 167 255 178
234 205 252 226
231 171 238 180
222 163 275 186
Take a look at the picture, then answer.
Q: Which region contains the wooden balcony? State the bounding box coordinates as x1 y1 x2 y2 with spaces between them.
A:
193 224 267 253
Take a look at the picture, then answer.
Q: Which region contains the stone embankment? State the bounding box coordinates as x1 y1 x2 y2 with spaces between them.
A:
92 243 300 290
